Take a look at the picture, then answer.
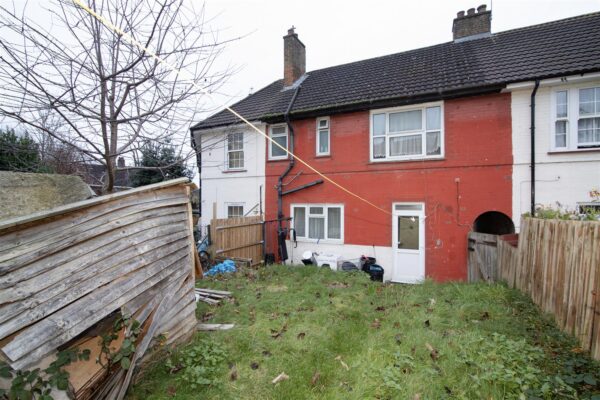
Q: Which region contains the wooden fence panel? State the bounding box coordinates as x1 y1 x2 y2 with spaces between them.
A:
467 232 499 282
498 217 600 360
210 216 263 266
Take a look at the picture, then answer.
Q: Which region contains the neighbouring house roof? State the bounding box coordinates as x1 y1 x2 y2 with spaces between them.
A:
192 12 600 131
0 171 94 222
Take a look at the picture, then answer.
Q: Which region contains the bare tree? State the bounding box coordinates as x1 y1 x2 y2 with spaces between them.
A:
0 0 235 192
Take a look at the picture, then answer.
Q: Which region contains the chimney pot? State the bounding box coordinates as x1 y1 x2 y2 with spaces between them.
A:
453 5 491 41
283 27 305 86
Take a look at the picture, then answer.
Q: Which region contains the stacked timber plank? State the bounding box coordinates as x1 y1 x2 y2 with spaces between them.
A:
0 178 198 399
195 288 232 305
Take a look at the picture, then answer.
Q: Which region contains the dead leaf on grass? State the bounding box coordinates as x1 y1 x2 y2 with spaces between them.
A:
297 332 306 340
394 334 402 344
262 350 272 357
250 362 259 370
201 312 214 322
480 311 490 320
230 364 238 381
393 322 401 328
335 355 350 371
424 319 430 328
272 372 289 384
310 371 320 386
413 394 421 400
375 305 386 312
166 385 177 397
271 323 288 339
371 319 381 329
425 343 439 361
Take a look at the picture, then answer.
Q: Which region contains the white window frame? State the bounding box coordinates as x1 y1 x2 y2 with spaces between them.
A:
316 117 330 156
369 101 444 162
577 202 600 214
225 132 244 170
226 203 244 218
290 203 344 244
550 83 600 151
268 124 288 160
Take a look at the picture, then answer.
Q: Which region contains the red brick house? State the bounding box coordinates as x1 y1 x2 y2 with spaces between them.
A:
191 7 600 282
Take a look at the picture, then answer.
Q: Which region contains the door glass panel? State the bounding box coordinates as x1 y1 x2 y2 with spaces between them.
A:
397 216 419 250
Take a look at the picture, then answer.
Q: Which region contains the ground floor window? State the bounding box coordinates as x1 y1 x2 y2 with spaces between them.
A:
227 204 244 218
291 204 343 242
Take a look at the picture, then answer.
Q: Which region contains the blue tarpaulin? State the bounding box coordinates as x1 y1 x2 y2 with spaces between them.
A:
205 259 236 276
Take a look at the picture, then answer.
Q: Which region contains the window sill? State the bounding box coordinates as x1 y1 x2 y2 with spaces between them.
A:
291 238 344 245
267 157 289 162
547 148 600 155
315 154 331 159
222 169 247 174
368 156 445 164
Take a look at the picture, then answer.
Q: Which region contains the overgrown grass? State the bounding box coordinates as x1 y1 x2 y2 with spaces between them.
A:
129 265 600 400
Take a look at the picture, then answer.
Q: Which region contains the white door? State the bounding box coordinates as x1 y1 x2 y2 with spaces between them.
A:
392 203 425 283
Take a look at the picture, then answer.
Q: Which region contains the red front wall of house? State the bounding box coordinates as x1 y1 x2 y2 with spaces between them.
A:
265 93 512 281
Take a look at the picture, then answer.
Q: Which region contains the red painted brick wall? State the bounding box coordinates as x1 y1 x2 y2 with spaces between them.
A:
265 92 512 281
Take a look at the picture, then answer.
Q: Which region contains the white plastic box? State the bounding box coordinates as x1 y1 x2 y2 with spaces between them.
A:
314 253 343 271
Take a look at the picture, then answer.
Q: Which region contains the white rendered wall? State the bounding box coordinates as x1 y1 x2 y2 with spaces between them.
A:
284 240 394 282
511 79 600 231
195 123 266 224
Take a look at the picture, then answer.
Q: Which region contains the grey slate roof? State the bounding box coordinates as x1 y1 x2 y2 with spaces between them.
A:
192 12 600 131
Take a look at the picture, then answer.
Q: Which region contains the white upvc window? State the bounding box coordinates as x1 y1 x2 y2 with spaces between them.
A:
227 204 244 218
578 87 600 147
370 102 444 162
269 124 288 160
551 85 600 150
316 117 330 156
226 132 244 169
291 204 343 243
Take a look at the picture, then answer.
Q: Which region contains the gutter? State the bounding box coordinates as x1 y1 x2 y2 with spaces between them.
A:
530 80 540 215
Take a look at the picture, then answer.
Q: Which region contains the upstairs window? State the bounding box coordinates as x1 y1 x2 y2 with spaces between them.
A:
316 117 330 156
291 204 343 242
371 102 443 161
269 125 288 160
578 87 600 147
554 91 568 148
227 132 244 170
552 86 600 151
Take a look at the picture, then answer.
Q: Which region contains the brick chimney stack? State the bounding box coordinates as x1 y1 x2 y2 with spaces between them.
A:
283 26 305 86
453 4 491 41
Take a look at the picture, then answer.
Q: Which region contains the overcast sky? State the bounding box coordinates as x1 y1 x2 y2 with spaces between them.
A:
2 0 599 122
